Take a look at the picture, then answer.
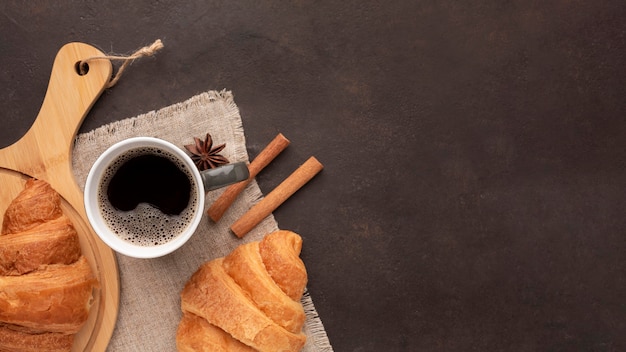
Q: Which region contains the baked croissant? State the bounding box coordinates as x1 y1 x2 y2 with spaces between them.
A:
2 179 63 235
177 230 308 352
177 312 255 352
0 179 98 352
0 215 81 276
0 323 74 352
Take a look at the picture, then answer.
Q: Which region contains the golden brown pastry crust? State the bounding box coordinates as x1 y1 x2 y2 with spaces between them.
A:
0 179 97 352
0 215 81 276
0 256 96 334
181 258 306 352
176 312 255 352
0 323 74 352
223 241 306 333
2 179 63 235
177 230 309 352
259 230 308 301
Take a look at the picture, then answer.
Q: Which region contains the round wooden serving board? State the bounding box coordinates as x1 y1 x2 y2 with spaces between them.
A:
0 43 119 351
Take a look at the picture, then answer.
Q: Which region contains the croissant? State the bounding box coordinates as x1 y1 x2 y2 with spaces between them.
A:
0 323 74 352
177 312 255 352
258 230 308 301
177 230 308 352
0 179 98 351
2 178 63 235
0 215 81 276
222 240 306 333
0 257 96 334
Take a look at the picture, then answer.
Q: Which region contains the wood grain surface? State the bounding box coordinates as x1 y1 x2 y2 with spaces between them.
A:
0 42 119 352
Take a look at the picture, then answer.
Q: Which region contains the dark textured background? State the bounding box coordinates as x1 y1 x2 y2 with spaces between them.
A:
1 1 625 351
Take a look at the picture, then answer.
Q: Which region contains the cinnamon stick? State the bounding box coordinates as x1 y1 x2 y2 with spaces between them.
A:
207 133 290 222
230 156 323 238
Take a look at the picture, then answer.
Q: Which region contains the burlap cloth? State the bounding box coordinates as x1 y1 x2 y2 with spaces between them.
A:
72 90 333 352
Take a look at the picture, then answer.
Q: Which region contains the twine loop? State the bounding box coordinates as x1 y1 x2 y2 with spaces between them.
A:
79 39 164 88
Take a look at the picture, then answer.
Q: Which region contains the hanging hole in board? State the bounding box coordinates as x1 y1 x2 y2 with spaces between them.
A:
75 61 89 76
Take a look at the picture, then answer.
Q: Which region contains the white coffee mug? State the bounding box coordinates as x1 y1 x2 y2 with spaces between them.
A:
84 137 249 258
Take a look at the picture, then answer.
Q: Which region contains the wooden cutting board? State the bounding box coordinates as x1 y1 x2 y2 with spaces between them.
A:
0 43 119 351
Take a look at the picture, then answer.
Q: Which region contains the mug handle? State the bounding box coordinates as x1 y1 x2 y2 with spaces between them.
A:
199 162 250 192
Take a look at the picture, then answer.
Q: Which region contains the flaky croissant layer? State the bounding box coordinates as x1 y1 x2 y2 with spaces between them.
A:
177 230 308 352
0 179 98 352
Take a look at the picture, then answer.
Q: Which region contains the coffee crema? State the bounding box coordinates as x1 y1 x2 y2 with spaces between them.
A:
97 147 199 247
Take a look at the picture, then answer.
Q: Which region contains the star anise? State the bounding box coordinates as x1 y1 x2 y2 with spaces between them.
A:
184 133 229 171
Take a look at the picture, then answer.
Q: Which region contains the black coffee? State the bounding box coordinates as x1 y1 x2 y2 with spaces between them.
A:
97 147 198 246
107 154 190 215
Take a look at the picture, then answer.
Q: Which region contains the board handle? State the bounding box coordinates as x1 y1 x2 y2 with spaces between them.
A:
0 42 112 180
